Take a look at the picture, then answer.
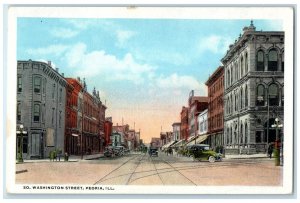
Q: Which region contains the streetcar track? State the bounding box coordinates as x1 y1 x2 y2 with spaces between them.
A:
150 156 165 185
93 153 276 185
126 153 146 185
93 154 140 185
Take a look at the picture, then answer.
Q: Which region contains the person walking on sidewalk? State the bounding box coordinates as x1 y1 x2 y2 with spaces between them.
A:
268 143 274 159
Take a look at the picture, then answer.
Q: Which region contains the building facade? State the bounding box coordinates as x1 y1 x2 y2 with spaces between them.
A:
198 109 208 136
65 78 83 155
187 90 208 140
205 66 224 150
222 21 284 154
172 122 181 141
104 117 113 147
17 60 67 159
180 106 189 141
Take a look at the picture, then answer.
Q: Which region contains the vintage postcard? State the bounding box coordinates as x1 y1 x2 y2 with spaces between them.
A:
4 5 294 195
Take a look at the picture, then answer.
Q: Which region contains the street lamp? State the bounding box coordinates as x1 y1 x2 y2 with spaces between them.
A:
16 124 27 163
271 118 283 166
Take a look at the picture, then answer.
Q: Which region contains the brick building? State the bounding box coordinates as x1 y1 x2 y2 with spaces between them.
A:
187 90 208 142
104 117 113 146
205 66 224 150
180 106 189 141
65 78 83 155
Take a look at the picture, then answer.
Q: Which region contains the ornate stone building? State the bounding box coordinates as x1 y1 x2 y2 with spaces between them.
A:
222 21 284 154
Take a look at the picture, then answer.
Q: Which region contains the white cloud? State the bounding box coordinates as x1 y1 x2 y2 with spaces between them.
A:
116 30 136 47
156 73 203 90
64 42 156 85
198 35 232 55
51 27 79 38
26 44 69 57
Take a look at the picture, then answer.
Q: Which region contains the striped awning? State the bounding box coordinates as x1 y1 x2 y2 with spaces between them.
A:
186 134 209 146
162 140 177 150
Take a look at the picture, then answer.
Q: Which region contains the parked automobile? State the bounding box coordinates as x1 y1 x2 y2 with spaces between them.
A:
149 147 158 157
104 146 114 157
189 144 222 162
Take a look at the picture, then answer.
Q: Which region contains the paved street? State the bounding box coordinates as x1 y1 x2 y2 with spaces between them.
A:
16 152 282 186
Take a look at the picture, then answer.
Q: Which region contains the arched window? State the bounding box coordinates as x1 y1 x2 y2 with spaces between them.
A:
282 51 284 72
257 50 265 71
245 52 248 73
240 123 243 144
241 56 244 77
227 127 230 145
269 83 279 106
245 123 248 144
230 66 233 85
34 76 41 93
240 88 243 109
245 85 248 107
256 85 265 106
282 87 284 106
235 62 238 81
268 49 278 71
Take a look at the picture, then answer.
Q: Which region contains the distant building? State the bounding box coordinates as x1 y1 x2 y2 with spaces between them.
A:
180 106 189 141
150 137 161 148
221 21 284 154
17 60 67 159
104 117 113 146
172 122 181 141
187 90 208 140
205 66 224 150
112 124 129 147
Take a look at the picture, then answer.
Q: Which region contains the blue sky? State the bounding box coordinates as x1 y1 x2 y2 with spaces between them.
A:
17 18 283 143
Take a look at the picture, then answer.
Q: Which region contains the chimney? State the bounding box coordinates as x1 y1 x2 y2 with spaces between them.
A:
62 73 64 77
47 61 52 66
56 68 59 72
77 77 81 82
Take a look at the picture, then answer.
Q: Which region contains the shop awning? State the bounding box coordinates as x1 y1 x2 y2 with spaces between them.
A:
186 134 209 146
162 140 177 150
172 139 186 147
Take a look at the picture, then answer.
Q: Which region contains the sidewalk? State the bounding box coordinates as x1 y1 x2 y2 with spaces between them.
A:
223 153 270 159
20 153 104 163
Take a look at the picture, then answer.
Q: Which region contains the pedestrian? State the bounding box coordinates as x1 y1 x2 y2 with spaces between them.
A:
268 143 273 159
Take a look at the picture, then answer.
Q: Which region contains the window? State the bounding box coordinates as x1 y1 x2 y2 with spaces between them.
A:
52 84 56 99
268 49 278 71
245 52 248 73
17 103 21 121
282 88 284 106
34 76 41 93
43 78 46 93
256 85 265 106
59 88 62 103
240 88 243 109
17 76 22 92
269 84 279 106
241 56 244 77
33 103 40 122
257 50 264 71
59 111 62 128
282 52 284 72
245 86 248 107
52 108 55 125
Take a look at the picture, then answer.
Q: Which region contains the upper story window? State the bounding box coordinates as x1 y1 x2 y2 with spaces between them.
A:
256 85 265 106
257 50 265 71
282 51 284 72
268 49 278 71
245 85 248 107
17 102 21 121
17 76 22 92
34 76 41 93
33 103 40 122
269 83 279 106
245 52 248 73
241 56 244 77
59 88 62 103
52 84 56 99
